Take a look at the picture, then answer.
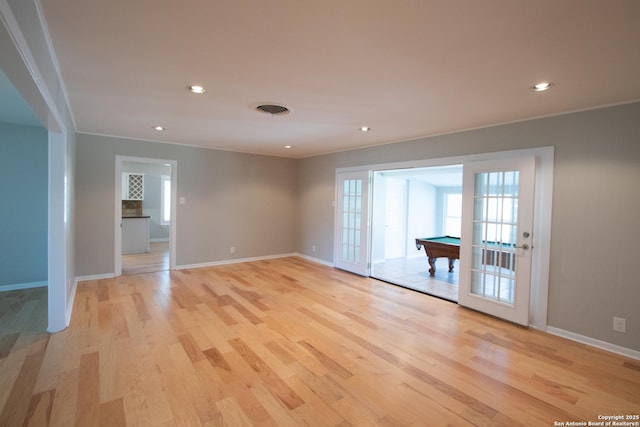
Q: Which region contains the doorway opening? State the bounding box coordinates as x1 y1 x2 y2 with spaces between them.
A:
333 147 553 329
115 156 177 277
370 165 463 301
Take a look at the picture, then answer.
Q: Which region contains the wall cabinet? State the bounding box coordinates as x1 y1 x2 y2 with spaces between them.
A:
122 173 144 200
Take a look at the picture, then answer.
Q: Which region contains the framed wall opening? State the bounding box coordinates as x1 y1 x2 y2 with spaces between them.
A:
115 156 177 277
335 146 553 329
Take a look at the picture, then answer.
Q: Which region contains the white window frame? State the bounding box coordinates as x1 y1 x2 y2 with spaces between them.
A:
161 175 171 225
443 192 462 238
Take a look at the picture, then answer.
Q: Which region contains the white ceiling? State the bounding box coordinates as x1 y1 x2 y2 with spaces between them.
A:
38 0 640 158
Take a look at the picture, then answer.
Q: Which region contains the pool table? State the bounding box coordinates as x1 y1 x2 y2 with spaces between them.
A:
415 236 516 277
415 236 460 276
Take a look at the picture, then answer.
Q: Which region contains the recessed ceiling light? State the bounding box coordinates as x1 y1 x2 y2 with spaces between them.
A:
188 85 206 94
530 82 554 92
284 145 292 149
152 125 165 131
360 126 371 132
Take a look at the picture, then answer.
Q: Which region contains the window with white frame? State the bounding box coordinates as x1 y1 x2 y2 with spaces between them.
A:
161 175 171 225
444 193 462 237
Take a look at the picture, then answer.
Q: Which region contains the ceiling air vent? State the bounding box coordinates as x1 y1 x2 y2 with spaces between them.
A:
256 104 290 115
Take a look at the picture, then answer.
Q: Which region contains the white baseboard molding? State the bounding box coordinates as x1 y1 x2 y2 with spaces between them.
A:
0 281 47 292
74 253 331 282
546 326 640 360
176 252 299 270
75 273 116 283
296 254 334 267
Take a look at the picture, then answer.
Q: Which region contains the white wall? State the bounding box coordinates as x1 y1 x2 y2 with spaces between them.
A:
406 179 437 256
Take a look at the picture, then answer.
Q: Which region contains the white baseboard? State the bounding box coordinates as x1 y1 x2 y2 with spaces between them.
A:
75 273 116 283
0 281 47 292
546 326 640 360
74 253 330 281
176 252 299 270
296 253 334 267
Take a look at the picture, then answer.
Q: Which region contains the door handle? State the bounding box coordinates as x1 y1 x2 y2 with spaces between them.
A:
514 243 530 250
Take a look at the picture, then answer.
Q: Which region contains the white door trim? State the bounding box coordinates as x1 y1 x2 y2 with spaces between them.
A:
115 156 177 276
336 146 553 330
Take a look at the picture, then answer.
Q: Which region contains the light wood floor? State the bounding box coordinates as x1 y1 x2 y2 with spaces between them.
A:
122 241 169 275
1 258 639 426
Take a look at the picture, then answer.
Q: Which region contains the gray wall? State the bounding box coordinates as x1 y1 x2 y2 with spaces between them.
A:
0 122 48 287
296 101 640 352
75 133 297 276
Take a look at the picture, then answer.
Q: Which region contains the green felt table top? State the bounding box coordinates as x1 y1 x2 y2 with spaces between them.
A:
419 236 460 244
418 236 515 248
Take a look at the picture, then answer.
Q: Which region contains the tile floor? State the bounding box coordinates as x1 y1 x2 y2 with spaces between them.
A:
371 256 459 302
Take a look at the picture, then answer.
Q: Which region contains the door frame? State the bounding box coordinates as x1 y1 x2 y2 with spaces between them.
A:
335 146 553 330
114 155 177 276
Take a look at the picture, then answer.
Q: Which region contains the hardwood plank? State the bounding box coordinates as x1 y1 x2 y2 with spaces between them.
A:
203 347 232 377
98 334 120 404
177 333 205 363
115 336 153 426
248 382 302 427
0 335 48 426
229 337 305 410
75 351 100 427
99 398 126 427
47 369 79 427
297 340 353 380
215 396 254 426
23 389 55 427
288 374 346 426
132 342 174 426
0 332 20 359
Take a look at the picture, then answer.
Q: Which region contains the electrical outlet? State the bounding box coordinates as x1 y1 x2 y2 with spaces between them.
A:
312 245 316 252
613 317 626 333
230 246 235 254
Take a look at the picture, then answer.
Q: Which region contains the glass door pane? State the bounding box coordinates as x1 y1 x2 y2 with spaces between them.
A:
470 171 518 304
334 170 370 276
459 157 535 326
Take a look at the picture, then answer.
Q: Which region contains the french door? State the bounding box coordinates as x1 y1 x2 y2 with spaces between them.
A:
334 170 371 276
459 157 535 326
